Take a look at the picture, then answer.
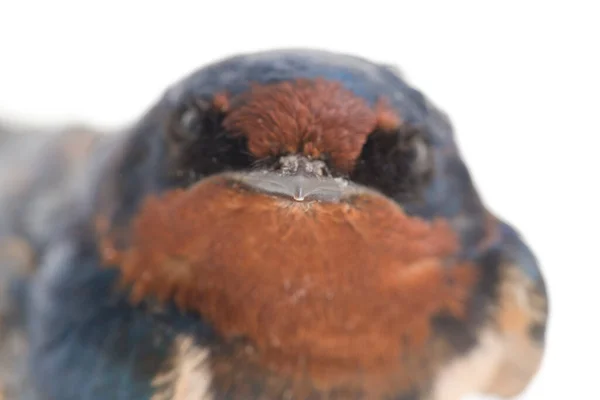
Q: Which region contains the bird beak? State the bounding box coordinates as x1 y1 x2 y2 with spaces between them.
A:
228 155 363 203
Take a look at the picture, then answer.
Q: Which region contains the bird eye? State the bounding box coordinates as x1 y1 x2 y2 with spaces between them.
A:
407 130 433 178
169 99 212 142
165 96 253 184
351 124 434 199
179 108 200 133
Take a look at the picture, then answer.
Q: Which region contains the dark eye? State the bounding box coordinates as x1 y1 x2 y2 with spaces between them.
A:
351 124 434 200
169 99 218 142
165 97 253 185
405 129 432 178
178 107 203 138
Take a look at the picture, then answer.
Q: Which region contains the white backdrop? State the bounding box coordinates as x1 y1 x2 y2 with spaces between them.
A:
1 1 598 399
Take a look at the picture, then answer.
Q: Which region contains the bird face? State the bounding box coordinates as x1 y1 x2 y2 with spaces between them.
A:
97 78 465 395
22 50 546 400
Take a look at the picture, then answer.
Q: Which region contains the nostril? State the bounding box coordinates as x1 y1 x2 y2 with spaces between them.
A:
278 155 300 174
314 161 331 177
277 155 331 177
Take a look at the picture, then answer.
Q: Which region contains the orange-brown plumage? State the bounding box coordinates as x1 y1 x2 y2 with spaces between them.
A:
99 175 479 389
222 79 399 172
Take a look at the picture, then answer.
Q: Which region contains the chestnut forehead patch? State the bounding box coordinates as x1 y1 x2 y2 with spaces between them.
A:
222 79 400 172
98 176 479 391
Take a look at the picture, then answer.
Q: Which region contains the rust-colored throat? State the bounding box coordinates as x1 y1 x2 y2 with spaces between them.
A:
99 164 475 390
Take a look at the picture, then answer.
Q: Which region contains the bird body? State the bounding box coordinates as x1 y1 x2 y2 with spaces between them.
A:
0 49 547 400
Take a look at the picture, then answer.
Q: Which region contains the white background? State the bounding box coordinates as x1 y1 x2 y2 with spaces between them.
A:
1 1 598 399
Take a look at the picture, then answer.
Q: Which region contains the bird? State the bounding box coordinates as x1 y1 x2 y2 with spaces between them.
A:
0 49 548 400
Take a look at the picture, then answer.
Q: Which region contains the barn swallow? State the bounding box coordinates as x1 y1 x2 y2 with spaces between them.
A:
0 49 548 400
